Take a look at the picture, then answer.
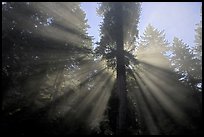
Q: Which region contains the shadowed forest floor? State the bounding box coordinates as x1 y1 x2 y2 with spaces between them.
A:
1 60 202 135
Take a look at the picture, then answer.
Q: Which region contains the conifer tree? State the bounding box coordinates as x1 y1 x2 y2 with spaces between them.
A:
170 37 202 92
136 24 171 69
95 2 141 134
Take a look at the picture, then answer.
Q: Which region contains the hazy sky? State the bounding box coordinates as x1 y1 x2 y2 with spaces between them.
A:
81 2 102 45
81 2 202 48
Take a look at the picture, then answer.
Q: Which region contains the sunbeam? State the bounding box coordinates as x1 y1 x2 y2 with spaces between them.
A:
2 2 202 135
127 59 201 134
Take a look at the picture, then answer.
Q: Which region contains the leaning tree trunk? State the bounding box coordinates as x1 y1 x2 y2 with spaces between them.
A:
115 3 128 135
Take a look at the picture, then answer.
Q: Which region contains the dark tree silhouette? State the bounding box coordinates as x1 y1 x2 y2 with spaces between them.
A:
95 2 141 134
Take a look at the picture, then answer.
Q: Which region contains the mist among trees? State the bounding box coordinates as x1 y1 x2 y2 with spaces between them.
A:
1 2 202 135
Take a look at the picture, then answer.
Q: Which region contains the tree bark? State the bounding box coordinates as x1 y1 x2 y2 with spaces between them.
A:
115 3 128 135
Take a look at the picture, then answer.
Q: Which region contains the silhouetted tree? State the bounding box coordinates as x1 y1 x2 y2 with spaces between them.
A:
95 2 141 134
170 37 202 92
2 2 93 135
169 37 202 115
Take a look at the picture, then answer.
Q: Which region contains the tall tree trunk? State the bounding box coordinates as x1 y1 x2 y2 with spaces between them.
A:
115 3 127 135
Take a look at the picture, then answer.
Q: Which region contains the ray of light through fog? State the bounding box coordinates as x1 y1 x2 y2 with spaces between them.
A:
2 2 115 130
2 2 202 135
81 2 202 134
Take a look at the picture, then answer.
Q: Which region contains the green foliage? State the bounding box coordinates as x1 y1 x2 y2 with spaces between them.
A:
2 1 92 124
137 24 169 53
194 6 202 61
169 6 202 92
170 37 202 91
95 2 141 69
135 24 171 68
1 2 202 135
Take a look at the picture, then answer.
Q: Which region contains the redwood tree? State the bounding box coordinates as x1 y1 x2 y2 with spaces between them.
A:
95 2 141 134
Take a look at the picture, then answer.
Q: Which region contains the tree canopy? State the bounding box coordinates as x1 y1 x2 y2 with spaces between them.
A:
1 2 202 135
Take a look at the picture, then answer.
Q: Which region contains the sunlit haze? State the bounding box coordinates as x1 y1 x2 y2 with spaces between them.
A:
81 2 202 48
